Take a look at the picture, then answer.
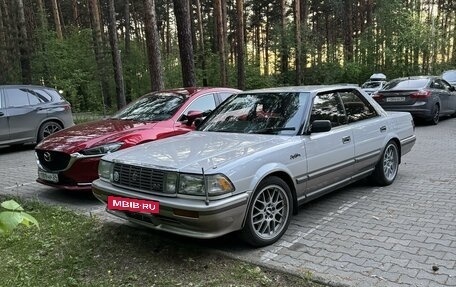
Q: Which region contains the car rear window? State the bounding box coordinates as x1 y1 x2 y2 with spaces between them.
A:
442 71 456 82
383 79 428 90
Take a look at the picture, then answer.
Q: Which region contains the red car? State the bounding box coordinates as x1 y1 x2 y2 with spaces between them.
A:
35 87 240 191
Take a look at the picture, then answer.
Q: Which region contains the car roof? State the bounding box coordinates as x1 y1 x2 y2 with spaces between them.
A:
243 84 361 94
0 84 57 90
390 76 437 81
150 87 241 97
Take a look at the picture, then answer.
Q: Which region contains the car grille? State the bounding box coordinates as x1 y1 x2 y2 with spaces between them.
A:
112 163 168 194
36 150 71 171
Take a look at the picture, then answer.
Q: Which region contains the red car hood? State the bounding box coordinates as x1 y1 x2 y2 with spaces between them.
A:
36 119 158 154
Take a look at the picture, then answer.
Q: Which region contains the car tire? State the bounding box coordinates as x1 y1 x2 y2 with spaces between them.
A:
369 141 399 186
240 176 293 247
428 104 440 125
37 121 63 142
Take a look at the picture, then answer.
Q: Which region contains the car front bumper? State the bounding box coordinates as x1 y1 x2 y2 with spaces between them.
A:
92 179 251 239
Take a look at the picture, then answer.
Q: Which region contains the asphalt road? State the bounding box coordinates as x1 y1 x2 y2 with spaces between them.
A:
1 117 455 287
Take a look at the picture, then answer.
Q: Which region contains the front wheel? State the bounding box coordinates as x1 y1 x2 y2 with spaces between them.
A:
37 121 63 142
240 176 293 247
369 141 399 186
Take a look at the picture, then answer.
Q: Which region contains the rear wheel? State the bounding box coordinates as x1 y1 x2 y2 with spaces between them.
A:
37 121 63 142
370 141 399 186
428 104 440 125
240 176 292 247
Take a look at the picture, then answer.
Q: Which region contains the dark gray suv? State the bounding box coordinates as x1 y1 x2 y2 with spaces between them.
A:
0 85 74 146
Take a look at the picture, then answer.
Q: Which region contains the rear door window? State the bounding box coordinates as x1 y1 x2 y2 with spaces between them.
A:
339 90 378 123
5 88 30 107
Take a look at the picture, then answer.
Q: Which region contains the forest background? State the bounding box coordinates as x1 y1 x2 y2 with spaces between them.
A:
1 0 455 113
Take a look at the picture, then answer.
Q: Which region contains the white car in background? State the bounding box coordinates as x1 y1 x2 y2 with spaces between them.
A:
362 73 387 95
93 85 416 247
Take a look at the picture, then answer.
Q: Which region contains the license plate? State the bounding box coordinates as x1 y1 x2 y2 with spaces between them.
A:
107 196 159 214
38 169 59 183
386 97 405 102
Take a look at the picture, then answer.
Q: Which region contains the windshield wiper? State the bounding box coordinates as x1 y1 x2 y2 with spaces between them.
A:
254 127 296 134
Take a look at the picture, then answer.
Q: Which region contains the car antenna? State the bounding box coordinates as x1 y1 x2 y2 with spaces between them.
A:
202 167 209 205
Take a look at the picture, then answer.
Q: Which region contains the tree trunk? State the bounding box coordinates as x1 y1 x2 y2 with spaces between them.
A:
124 0 132 102
295 0 302 85
50 0 63 39
88 0 111 109
236 0 245 90
72 0 80 26
280 0 288 83
343 0 353 62
17 0 32 84
108 0 126 109
143 0 164 91
173 0 196 87
0 3 6 84
195 0 207 86
215 0 227 86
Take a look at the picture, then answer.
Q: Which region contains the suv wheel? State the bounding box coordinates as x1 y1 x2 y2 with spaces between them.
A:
38 121 63 142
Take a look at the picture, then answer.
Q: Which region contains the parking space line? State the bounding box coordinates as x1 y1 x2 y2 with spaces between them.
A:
261 197 366 262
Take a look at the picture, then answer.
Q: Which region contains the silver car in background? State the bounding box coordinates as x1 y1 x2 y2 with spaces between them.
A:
0 85 74 146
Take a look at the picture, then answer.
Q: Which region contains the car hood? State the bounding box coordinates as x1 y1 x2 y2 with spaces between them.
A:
102 131 292 173
36 119 158 153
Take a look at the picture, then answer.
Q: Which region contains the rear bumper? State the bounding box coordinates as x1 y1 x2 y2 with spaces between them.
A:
92 179 250 239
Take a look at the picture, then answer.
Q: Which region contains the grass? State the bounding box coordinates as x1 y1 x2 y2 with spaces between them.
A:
0 198 326 287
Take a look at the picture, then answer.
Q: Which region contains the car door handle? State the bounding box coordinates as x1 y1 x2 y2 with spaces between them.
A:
342 136 351 144
380 126 387 132
0 112 4 116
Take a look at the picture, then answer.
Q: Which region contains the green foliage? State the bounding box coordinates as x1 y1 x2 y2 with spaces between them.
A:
0 200 39 235
33 28 105 112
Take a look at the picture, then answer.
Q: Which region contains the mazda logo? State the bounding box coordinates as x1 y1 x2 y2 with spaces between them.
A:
43 152 52 162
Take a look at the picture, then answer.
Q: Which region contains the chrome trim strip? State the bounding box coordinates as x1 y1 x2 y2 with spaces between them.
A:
295 158 355 185
37 152 102 172
400 135 416 146
354 149 381 163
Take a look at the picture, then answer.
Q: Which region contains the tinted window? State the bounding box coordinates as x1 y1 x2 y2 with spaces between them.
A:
311 93 347 127
362 82 381 89
383 79 429 90
430 80 444 90
5 88 30 107
339 91 378 123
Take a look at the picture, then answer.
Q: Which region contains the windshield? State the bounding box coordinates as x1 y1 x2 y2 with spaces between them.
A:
383 79 429 90
362 82 382 89
198 92 306 135
112 92 187 121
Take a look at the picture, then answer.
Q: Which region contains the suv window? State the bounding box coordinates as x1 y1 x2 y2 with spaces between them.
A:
339 90 378 123
5 88 30 107
311 92 347 127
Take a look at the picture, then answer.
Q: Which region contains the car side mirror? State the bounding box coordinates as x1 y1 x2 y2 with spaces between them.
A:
194 117 204 128
310 120 332 133
183 110 203 126
449 86 455 92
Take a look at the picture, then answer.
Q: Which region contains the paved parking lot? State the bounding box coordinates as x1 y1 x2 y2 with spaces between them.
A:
1 118 455 287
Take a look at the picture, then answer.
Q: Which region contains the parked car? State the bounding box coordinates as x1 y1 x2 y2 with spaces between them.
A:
92 85 416 247
35 87 240 191
442 70 456 87
361 73 387 95
372 76 456 125
0 85 74 146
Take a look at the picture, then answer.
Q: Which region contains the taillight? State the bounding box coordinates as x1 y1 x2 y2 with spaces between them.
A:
372 93 383 101
410 90 431 99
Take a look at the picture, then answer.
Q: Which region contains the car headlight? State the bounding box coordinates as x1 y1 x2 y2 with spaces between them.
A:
178 173 234 196
80 142 123 156
98 160 113 181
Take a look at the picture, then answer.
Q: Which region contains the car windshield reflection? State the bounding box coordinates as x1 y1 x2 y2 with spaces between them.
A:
199 92 305 135
112 93 187 121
